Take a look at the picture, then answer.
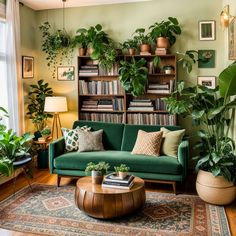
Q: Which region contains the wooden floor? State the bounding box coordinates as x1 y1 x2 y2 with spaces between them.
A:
0 169 235 236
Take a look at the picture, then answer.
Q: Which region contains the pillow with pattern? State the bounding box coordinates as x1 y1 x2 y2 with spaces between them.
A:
61 126 91 151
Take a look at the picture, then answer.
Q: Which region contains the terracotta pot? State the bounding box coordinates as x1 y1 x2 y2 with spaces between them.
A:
87 47 94 56
128 48 136 55
78 48 86 56
91 170 103 184
156 37 170 48
196 170 236 205
140 44 151 53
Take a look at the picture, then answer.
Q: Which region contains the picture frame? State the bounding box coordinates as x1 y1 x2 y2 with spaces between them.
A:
22 56 34 78
199 20 215 41
57 66 75 81
228 17 236 60
198 76 216 89
198 50 215 68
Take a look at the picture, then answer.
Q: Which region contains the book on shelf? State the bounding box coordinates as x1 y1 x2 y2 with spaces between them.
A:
79 72 98 76
102 181 134 189
128 107 154 111
140 52 151 55
155 48 168 55
147 89 170 94
104 173 134 184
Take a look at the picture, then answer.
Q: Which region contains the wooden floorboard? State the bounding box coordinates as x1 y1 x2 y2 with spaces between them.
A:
0 169 235 236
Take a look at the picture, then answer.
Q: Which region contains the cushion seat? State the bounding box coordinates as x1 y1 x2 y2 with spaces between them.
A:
54 150 183 175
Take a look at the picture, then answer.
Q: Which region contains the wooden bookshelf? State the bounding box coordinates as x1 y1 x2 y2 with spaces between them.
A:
78 54 177 125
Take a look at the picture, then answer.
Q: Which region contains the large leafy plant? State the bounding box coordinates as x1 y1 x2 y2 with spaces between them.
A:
0 108 34 176
133 28 152 45
163 63 236 183
27 80 53 131
39 22 75 78
119 57 148 97
149 17 181 46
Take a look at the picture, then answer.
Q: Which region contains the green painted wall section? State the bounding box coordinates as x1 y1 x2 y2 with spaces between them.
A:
0 0 6 5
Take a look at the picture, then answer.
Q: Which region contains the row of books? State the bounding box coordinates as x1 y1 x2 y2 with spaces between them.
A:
127 113 176 125
80 113 124 123
99 63 119 76
128 98 154 111
102 173 134 189
147 81 175 94
79 65 99 76
79 80 123 95
81 98 124 111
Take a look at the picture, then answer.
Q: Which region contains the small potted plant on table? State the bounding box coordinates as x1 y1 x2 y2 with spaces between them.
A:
114 164 130 179
85 161 110 184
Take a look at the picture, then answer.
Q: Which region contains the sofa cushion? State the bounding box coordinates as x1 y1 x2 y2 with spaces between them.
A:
78 129 104 152
131 130 163 156
73 121 124 151
54 151 182 175
121 124 181 151
161 127 185 158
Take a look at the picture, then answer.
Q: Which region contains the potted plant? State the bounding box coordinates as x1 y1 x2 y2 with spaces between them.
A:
114 164 130 179
74 27 88 56
27 79 53 138
149 17 181 48
39 21 76 78
0 107 34 176
163 63 236 205
133 28 152 53
163 65 174 74
119 57 148 97
85 161 110 184
122 39 138 55
40 127 51 141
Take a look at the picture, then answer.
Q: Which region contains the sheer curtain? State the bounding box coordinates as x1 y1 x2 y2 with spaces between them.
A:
5 0 24 135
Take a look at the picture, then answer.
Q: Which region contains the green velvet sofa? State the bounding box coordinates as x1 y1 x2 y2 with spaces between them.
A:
49 120 189 193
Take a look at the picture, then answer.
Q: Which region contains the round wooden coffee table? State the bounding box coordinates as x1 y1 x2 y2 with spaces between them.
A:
75 176 146 219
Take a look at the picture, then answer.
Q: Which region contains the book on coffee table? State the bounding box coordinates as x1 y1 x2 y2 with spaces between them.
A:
104 172 134 184
102 180 134 190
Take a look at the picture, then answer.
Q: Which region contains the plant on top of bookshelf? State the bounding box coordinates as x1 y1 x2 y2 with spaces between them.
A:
133 28 152 53
39 22 75 78
119 57 148 97
149 17 181 48
74 27 89 56
122 38 138 55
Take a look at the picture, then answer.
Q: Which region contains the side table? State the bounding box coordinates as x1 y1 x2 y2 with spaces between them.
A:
34 137 52 169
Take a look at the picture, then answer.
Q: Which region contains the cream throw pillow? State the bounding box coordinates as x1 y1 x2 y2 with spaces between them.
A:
78 129 104 152
160 127 185 158
131 130 163 156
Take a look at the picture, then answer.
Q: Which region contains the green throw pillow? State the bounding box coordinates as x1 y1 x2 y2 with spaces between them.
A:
78 129 104 152
61 126 91 151
160 127 185 158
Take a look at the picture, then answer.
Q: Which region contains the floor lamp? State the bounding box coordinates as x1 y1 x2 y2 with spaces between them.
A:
44 96 68 140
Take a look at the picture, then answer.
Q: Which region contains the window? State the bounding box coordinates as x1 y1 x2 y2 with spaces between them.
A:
0 19 8 126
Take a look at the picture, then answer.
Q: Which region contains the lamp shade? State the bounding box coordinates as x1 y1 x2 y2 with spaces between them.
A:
44 96 68 113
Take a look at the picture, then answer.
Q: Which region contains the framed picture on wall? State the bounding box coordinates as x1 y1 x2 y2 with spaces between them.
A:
198 76 216 89
22 56 34 78
198 50 215 68
57 66 75 81
229 17 236 60
199 20 215 41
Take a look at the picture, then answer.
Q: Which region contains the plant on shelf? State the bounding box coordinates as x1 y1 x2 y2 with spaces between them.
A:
40 127 51 141
133 28 152 53
149 17 181 48
74 27 88 56
114 164 130 179
163 63 236 205
162 65 174 74
85 161 110 184
0 107 34 176
122 38 138 55
153 56 161 73
119 57 148 97
39 21 76 78
27 79 53 136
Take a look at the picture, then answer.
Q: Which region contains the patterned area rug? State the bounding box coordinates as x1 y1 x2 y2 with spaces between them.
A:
0 184 231 236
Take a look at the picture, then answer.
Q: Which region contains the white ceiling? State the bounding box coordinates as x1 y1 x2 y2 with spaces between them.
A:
20 0 151 11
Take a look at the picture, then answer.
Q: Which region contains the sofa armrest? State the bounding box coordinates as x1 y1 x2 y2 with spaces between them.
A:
177 139 189 180
49 137 65 174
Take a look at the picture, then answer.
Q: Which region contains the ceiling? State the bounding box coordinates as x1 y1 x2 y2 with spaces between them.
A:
20 0 151 11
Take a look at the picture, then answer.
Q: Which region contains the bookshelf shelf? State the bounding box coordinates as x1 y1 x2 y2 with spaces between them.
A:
78 54 177 125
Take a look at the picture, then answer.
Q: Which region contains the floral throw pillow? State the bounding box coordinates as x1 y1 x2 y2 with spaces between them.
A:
61 126 91 151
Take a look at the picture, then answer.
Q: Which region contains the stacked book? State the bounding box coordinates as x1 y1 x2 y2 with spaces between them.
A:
154 98 167 110
81 100 98 111
79 65 99 76
102 173 135 189
155 47 168 55
147 83 170 94
80 113 124 123
97 99 113 111
128 99 154 111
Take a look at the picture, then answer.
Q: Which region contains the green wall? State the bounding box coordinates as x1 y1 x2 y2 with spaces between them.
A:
20 0 225 135
0 0 5 4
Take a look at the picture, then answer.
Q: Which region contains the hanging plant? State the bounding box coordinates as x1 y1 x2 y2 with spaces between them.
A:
39 22 76 78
